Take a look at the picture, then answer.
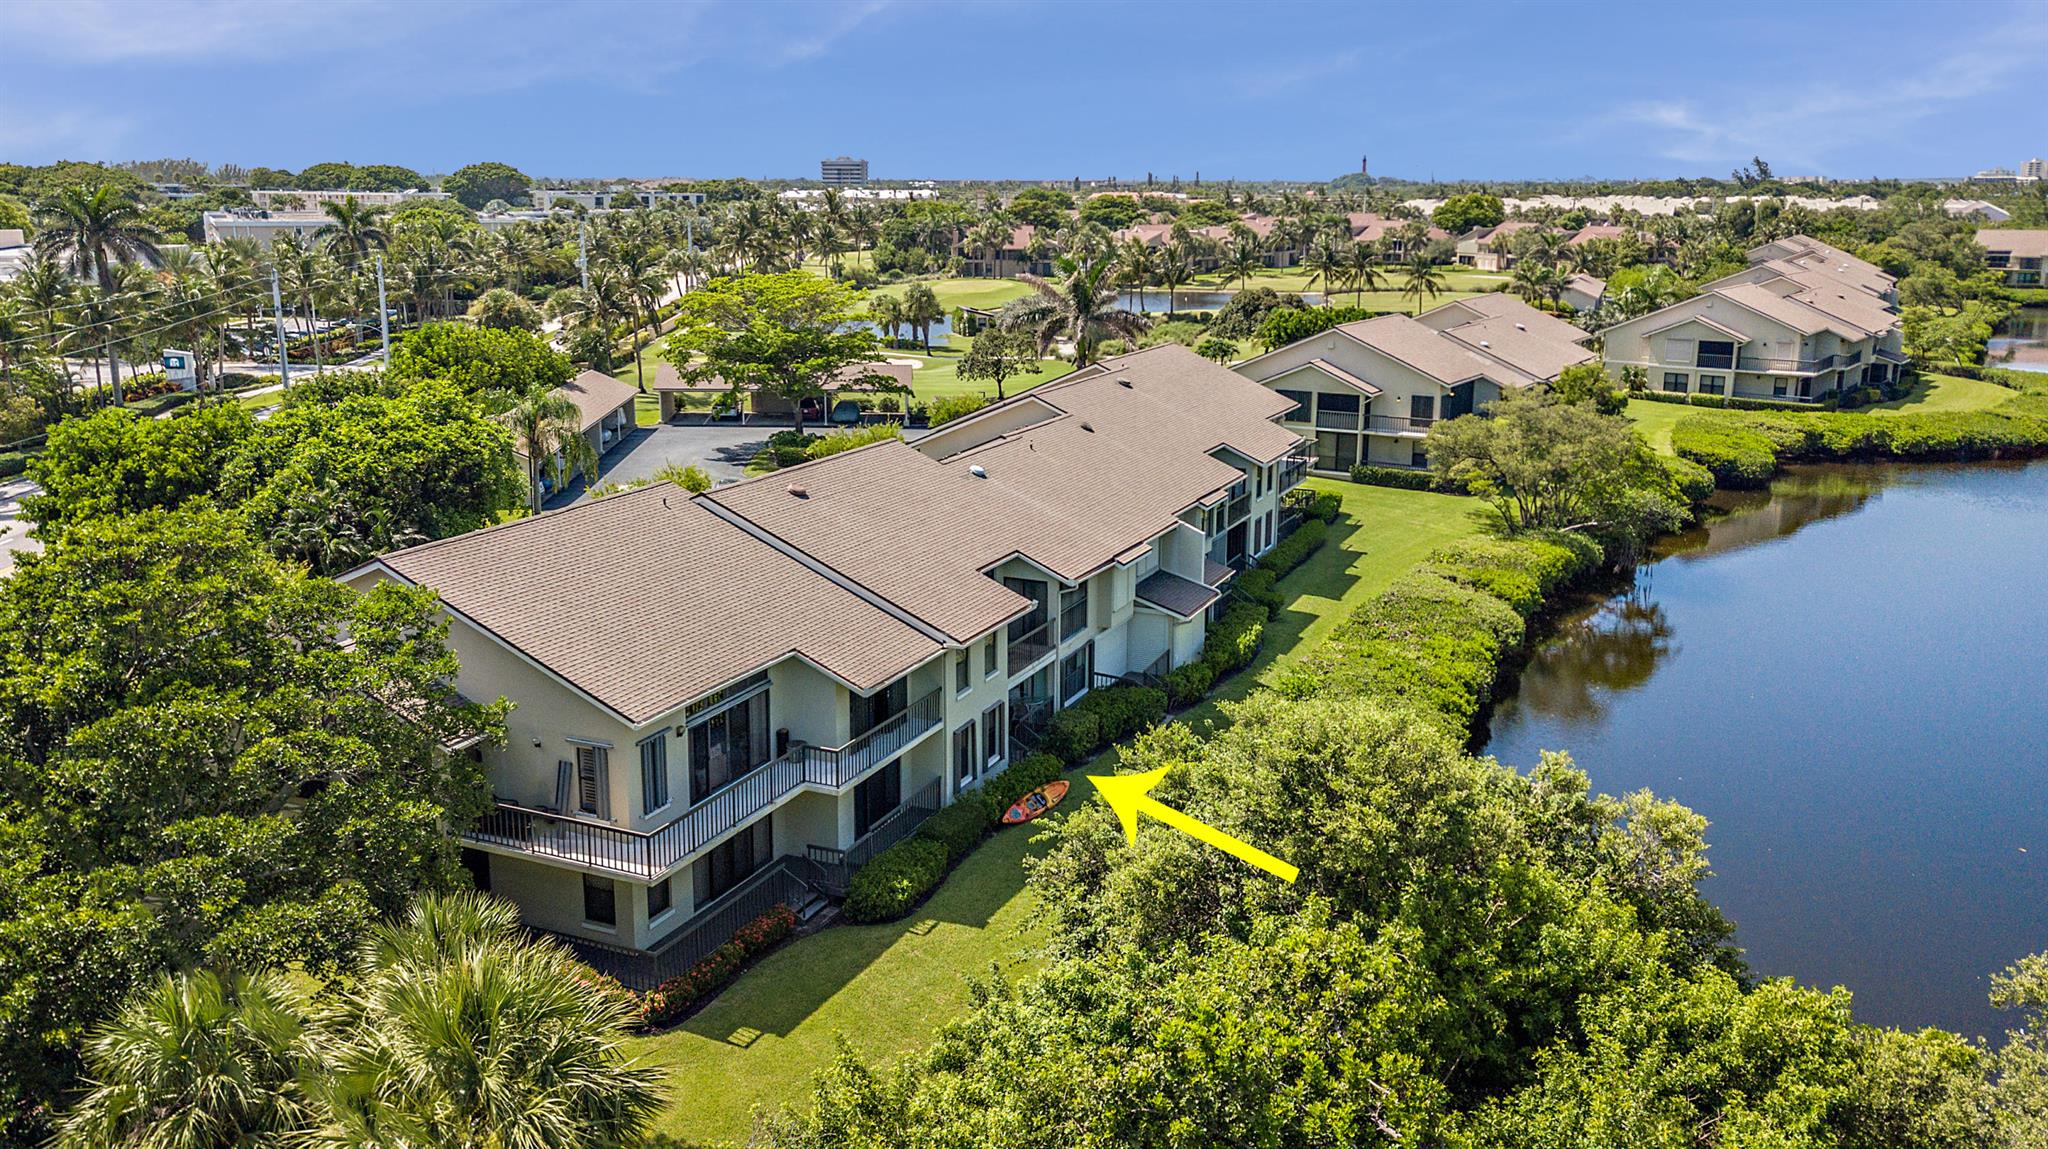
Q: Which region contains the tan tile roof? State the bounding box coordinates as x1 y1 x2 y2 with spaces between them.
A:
1566 272 1606 297
1748 234 1893 296
557 370 640 433
1334 314 1541 388
1438 315 1599 381
1136 569 1218 619
1421 292 1594 345
1715 282 1874 341
1566 225 1629 246
376 487 938 724
1978 228 2048 260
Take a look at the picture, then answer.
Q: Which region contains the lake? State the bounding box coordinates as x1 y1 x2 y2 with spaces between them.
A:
1990 309 2048 374
1483 461 2048 1038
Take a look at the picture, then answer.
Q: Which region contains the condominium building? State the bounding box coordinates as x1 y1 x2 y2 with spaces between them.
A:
1601 235 1906 402
1978 229 2048 287
820 157 870 185
341 346 1309 984
201 210 330 248
246 188 447 210
1233 292 1596 472
531 188 706 212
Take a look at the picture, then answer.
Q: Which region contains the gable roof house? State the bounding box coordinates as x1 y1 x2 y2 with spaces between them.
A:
342 345 1309 983
1601 236 1905 404
508 370 641 498
1232 292 1596 473
956 223 1054 278
1977 229 2048 288
1454 220 1545 270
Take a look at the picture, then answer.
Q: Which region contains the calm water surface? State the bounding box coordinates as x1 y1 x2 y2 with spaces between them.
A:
1483 461 2048 1037
1990 309 2048 374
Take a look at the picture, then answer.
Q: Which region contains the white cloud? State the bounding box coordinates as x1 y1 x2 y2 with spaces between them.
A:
0 0 378 61
769 0 895 64
1595 13 2048 173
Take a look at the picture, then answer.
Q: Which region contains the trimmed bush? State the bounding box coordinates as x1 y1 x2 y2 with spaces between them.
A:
1663 455 1716 504
1040 706 1103 765
986 751 1065 810
0 451 32 479
844 837 950 922
1163 659 1217 709
1348 464 1436 491
1417 532 1602 618
928 393 988 426
1258 517 1326 579
1235 568 1280 612
1671 419 1780 488
916 791 994 864
1207 602 1267 674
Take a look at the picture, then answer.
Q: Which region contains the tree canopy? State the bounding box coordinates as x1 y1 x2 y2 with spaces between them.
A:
662 271 881 434
386 321 575 401
1432 191 1507 234
441 162 532 209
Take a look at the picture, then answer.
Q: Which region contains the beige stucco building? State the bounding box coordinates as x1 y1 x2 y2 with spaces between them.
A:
344 346 1309 985
1232 293 1596 472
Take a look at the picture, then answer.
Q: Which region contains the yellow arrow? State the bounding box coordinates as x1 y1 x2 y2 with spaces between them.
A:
1087 767 1298 883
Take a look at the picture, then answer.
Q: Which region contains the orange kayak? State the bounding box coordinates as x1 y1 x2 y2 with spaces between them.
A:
1001 780 1069 825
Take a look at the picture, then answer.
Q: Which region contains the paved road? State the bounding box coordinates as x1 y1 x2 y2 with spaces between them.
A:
546 423 774 509
0 477 42 573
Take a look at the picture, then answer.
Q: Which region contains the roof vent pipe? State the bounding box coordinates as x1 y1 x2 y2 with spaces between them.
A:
1079 421 1095 432
787 483 808 498
969 464 988 478
1515 322 1527 331
1117 378 1133 388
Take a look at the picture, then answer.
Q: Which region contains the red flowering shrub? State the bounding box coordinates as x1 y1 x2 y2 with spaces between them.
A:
636 903 798 1029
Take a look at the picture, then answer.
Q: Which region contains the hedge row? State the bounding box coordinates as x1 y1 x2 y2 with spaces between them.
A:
1164 601 1267 708
845 751 1073 923
1673 406 2048 488
1632 390 1843 413
1348 464 1469 494
1041 685 1169 765
1290 531 1603 734
635 903 798 1029
1235 518 1328 611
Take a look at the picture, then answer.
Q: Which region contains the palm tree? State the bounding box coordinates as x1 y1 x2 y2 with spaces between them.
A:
506 387 600 511
315 194 390 335
1301 230 1345 301
35 181 162 403
869 293 907 346
1511 261 1564 310
274 234 331 376
1157 244 1194 318
52 970 310 1149
1345 241 1385 307
1116 237 1157 312
1399 254 1448 315
901 283 945 351
305 893 662 1149
1224 232 1263 291
1013 256 1151 365
553 264 633 372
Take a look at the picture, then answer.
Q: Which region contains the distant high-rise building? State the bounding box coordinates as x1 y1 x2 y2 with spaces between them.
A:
2024 158 2046 181
820 156 869 185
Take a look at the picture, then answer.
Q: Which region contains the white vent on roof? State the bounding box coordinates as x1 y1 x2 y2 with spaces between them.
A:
1515 322 1526 331
1479 340 1490 348
1117 378 1133 388
969 464 988 478
787 483 808 498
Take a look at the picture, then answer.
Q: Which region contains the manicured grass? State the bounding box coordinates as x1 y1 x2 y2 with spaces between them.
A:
890 335 1077 401
629 478 1491 1145
1183 263 1511 301
1626 372 2017 455
866 277 1034 312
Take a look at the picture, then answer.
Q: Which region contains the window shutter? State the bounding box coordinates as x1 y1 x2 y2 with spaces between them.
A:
594 748 611 821
555 760 573 812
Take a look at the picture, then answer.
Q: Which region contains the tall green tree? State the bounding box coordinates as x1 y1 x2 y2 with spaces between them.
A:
956 326 1041 401
1399 253 1448 315
504 387 599 513
661 271 880 436
1007 256 1150 365
34 181 163 403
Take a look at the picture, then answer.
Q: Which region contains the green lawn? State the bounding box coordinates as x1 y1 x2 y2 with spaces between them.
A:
1626 372 2017 456
866 277 1034 312
630 478 1491 1145
1184 263 1511 304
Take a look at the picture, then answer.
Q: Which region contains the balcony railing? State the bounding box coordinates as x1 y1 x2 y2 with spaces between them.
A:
1278 454 1310 491
1694 352 1735 370
805 777 942 895
466 690 943 881
1226 493 1252 525
1366 414 1434 434
1007 621 1053 677
547 854 826 990
1734 352 1837 374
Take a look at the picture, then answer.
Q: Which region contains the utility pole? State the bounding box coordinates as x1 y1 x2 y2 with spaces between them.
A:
375 253 391 363
578 220 589 293
270 265 290 390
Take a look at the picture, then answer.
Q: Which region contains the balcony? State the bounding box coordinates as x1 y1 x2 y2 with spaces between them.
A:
1225 493 1252 525
466 690 944 881
1278 454 1310 492
1366 414 1434 435
1734 352 1837 374
1007 620 1053 677
805 777 942 895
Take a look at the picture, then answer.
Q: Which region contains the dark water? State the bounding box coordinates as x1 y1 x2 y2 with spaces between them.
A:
1483 461 2048 1038
1990 310 2048 374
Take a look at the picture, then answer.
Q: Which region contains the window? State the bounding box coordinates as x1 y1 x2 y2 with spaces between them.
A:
639 734 668 815
1411 444 1428 468
851 676 908 739
688 689 769 805
1663 372 1688 393
1695 340 1735 370
981 702 1007 769
1003 577 1049 641
953 724 979 785
582 874 617 927
1314 430 1358 471
1772 376 1789 397
563 745 607 816
1060 583 1089 640
1408 394 1435 423
983 633 999 678
853 761 902 838
1314 391 1360 430
1697 375 1725 395
1279 389 1311 419
648 876 672 920
956 650 971 694
1662 336 1694 363
1060 643 1094 705
693 815 772 908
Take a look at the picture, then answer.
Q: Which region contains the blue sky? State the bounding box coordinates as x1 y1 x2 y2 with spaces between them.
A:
2 0 2044 182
